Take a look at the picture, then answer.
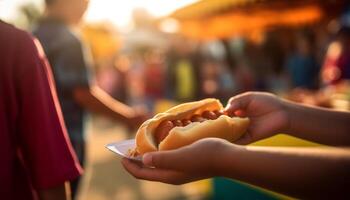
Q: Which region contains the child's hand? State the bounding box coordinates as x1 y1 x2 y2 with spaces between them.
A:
225 92 290 145
121 138 235 184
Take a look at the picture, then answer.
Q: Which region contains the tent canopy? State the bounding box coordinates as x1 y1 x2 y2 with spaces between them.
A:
168 0 346 40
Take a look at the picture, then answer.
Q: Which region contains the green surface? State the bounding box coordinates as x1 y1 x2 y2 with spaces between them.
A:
212 177 279 200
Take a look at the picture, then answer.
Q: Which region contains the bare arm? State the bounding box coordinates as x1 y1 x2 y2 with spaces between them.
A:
38 182 71 200
122 92 350 198
221 144 350 199
286 102 350 146
73 85 145 127
122 139 350 199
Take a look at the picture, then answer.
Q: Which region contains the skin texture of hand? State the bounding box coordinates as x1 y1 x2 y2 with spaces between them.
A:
122 138 350 199
122 138 233 184
225 92 290 145
122 92 350 199
225 91 350 146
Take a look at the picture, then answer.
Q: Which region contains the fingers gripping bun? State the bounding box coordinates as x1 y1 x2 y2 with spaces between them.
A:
134 98 249 155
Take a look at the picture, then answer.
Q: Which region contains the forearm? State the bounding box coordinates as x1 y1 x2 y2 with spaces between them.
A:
220 145 350 199
90 86 135 120
285 101 350 146
38 182 71 200
74 86 134 122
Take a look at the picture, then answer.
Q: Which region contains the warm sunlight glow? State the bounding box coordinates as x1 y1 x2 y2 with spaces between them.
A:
0 0 39 21
85 0 197 28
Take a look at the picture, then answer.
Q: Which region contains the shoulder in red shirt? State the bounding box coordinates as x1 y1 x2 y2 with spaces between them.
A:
0 21 82 200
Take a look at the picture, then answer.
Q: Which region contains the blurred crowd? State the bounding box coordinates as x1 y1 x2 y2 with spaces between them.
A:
2 0 350 199
86 11 350 115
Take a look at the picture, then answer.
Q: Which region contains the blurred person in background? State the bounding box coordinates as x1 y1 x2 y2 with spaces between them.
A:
143 49 166 111
125 52 148 107
285 34 319 90
260 31 289 93
108 55 130 102
0 20 82 200
33 0 146 198
166 36 202 102
218 62 238 102
199 58 222 99
199 58 239 102
237 40 262 91
322 27 350 85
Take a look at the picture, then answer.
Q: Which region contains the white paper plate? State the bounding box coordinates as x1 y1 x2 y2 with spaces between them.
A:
105 139 142 161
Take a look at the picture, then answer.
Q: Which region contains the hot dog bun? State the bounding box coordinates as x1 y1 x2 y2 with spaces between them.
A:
134 98 249 155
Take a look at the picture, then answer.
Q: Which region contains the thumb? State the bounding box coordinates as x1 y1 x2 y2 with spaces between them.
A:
142 150 183 170
224 93 252 115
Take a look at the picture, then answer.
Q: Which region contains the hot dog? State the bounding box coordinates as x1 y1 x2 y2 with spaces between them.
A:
131 98 250 156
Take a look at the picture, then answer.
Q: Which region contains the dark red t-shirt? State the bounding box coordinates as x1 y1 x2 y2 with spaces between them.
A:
0 21 82 199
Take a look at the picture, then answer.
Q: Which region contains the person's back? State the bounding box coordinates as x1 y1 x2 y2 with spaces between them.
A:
34 13 91 198
0 21 81 199
34 0 147 197
34 17 90 145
